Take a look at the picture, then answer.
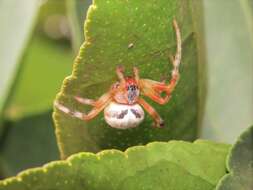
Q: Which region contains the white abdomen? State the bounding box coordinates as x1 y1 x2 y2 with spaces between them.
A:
104 102 144 129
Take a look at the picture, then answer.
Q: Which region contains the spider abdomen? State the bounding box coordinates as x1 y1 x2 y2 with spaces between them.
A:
104 102 144 129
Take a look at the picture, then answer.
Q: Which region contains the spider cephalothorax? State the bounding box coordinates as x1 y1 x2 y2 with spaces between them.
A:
111 75 140 105
55 19 181 129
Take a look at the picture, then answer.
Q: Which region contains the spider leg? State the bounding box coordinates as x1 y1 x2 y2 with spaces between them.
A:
55 91 112 121
142 63 178 95
139 19 181 101
133 66 140 82
74 96 95 106
138 98 164 128
139 79 171 105
83 99 111 120
134 67 170 105
116 65 126 83
171 19 181 73
54 101 85 120
55 98 111 121
152 19 182 93
74 92 111 108
162 19 182 93
145 90 171 105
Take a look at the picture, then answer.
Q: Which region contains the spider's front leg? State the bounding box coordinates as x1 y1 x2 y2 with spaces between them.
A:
55 91 112 121
139 79 172 105
161 19 182 94
134 66 171 105
138 98 164 128
170 19 181 78
116 65 126 84
139 19 181 103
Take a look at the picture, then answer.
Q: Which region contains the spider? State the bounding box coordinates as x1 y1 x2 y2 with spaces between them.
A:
55 19 181 129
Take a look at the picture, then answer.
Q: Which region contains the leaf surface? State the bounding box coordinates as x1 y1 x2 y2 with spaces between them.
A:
0 140 230 190
119 160 213 190
54 0 200 158
215 125 253 190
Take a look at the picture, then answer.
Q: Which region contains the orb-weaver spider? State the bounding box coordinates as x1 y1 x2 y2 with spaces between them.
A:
55 19 181 129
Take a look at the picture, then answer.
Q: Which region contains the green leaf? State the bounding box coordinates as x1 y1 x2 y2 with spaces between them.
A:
119 160 213 190
54 0 200 158
215 125 253 190
0 0 40 123
0 111 59 177
66 0 92 52
201 0 253 143
5 35 73 120
0 140 230 190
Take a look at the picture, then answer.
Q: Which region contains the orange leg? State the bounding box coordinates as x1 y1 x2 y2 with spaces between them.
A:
55 101 110 121
134 67 170 105
139 19 181 101
135 66 171 105
152 76 178 94
138 98 164 128
156 19 181 93
139 79 171 105
141 77 177 97
133 66 140 82
116 65 126 84
55 92 112 121
83 101 110 120
145 91 171 105
74 92 111 108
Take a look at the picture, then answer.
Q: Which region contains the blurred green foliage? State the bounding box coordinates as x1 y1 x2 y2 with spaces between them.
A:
201 0 253 143
0 0 40 133
216 125 253 190
0 0 252 189
5 35 73 120
0 0 86 177
0 111 59 177
5 0 74 120
66 0 92 52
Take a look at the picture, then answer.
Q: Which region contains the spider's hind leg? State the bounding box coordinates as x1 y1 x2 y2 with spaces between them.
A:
138 98 164 128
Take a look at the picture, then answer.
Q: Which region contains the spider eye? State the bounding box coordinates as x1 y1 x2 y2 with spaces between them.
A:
127 85 138 91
